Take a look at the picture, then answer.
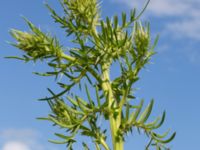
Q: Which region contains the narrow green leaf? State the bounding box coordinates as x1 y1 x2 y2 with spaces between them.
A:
138 100 154 124
48 139 68 144
153 132 176 144
146 116 161 129
122 12 126 27
106 17 111 29
55 133 74 140
85 74 93 85
67 96 78 106
95 143 101 150
23 17 41 34
114 15 118 30
152 129 170 139
125 102 130 121
76 97 92 113
152 35 159 50
85 84 93 105
100 21 106 39
5 56 26 61
118 31 128 48
129 99 144 123
153 111 166 129
134 0 150 20
48 116 74 128
95 85 101 107
65 104 85 115
33 72 53 77
39 83 75 101
130 9 136 22
37 117 50 121
76 96 88 105
82 142 90 150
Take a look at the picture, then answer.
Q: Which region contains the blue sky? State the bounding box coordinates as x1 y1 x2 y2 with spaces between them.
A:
0 0 200 150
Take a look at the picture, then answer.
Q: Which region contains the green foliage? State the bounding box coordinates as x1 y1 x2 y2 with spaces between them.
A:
8 0 175 150
10 19 63 61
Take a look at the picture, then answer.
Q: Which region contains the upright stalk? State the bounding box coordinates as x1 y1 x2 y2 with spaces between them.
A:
101 62 123 150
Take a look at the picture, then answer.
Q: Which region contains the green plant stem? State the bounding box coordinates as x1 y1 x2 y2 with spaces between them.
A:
61 53 102 83
61 52 75 62
101 63 124 150
100 138 110 150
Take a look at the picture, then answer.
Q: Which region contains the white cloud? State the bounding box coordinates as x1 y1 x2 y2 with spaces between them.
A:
113 0 200 40
166 18 200 40
0 128 58 150
2 141 30 150
113 0 198 17
0 128 39 142
147 0 190 16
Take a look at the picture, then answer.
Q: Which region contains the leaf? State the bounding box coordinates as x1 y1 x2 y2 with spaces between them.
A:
151 35 159 50
135 0 150 20
125 102 130 121
85 85 92 101
113 15 118 30
5 56 26 61
39 83 75 101
85 74 93 85
48 115 74 128
81 130 96 138
145 116 161 129
76 96 88 106
95 143 101 150
100 21 106 40
67 96 78 106
82 142 90 150
152 129 170 139
65 104 85 115
152 111 166 129
45 3 67 27
95 85 101 107
49 138 76 145
37 117 51 121
23 17 41 34
130 9 136 22
129 99 144 123
122 12 126 27
55 133 74 140
119 31 128 48
152 132 176 144
138 100 154 124
76 97 92 113
48 139 68 144
106 17 111 30
33 72 53 77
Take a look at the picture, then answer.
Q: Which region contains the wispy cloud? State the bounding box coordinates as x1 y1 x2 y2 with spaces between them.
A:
0 128 58 150
114 0 199 17
113 0 200 40
2 141 30 150
0 128 39 141
166 18 200 40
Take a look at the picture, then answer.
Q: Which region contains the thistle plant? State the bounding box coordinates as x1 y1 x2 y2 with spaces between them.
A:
8 0 175 149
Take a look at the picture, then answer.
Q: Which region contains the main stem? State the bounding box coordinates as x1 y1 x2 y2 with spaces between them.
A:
101 63 124 150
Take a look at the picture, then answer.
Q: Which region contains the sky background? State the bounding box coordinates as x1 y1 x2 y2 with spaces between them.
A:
0 0 200 150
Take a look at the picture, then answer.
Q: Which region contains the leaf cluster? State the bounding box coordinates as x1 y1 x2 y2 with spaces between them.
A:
10 19 63 62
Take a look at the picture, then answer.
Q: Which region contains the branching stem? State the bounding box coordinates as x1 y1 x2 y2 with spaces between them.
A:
101 63 123 150
61 52 102 83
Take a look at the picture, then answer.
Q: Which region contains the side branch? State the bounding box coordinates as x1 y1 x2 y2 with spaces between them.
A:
61 53 102 84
